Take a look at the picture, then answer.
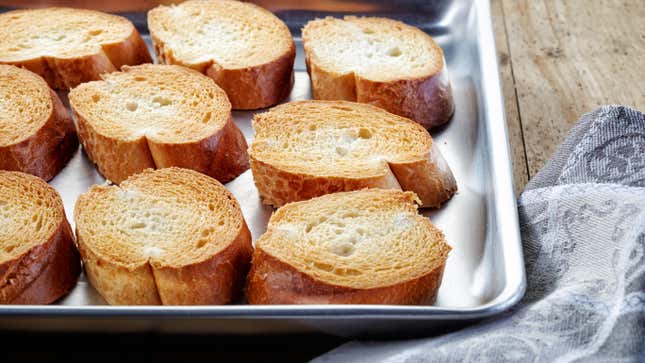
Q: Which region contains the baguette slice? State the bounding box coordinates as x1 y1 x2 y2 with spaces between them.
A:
0 171 81 304
74 167 253 305
0 65 77 181
249 100 457 208
148 0 295 109
302 16 454 128
0 7 151 90
69 64 249 184
247 189 450 304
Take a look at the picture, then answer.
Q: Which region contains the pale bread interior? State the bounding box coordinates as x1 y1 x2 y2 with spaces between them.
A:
0 65 52 146
0 171 63 264
256 189 450 289
0 8 134 62
303 16 443 81
148 0 292 68
251 101 432 178
75 168 244 269
69 64 230 143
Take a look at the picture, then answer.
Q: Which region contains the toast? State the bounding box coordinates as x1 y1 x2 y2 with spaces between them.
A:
0 7 151 89
302 16 454 128
0 65 77 181
69 64 249 184
246 189 450 304
0 171 80 304
74 167 253 305
148 0 295 109
249 100 457 208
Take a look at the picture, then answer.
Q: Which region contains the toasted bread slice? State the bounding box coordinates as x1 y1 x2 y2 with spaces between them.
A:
0 171 80 304
247 189 450 304
69 64 249 184
0 7 151 89
148 0 295 109
0 65 77 181
74 167 253 305
249 100 456 208
302 16 454 128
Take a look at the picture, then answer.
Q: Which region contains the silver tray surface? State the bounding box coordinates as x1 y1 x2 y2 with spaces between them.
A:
0 0 526 336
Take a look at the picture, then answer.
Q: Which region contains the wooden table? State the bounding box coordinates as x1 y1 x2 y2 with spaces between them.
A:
491 0 644 195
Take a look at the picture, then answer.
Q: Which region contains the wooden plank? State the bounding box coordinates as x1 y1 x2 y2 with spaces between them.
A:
491 0 530 195
502 0 645 177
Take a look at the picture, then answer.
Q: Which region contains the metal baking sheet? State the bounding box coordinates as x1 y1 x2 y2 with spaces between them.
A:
0 0 526 336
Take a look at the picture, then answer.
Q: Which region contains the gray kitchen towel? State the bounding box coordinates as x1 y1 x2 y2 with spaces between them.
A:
315 105 645 363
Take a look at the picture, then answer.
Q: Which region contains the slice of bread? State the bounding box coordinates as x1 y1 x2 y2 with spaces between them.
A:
0 7 151 90
302 16 454 128
249 100 457 208
0 171 80 304
246 189 450 304
0 65 77 181
69 64 249 184
74 167 253 305
148 0 295 110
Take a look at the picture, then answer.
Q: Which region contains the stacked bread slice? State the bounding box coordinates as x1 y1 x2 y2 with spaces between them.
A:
69 64 249 184
250 100 456 208
0 171 80 304
0 8 151 89
148 0 295 109
247 189 450 304
74 168 253 305
0 65 77 181
303 16 454 128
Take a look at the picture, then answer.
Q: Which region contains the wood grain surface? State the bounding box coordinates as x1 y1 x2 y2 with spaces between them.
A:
493 0 645 192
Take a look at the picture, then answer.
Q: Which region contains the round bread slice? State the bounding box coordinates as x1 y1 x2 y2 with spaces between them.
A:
148 0 295 109
0 7 151 90
0 171 81 304
249 100 457 208
246 189 450 304
74 167 253 305
69 64 249 184
302 16 454 128
0 65 78 181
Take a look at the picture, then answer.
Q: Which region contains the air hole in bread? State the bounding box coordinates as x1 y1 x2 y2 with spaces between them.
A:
358 128 372 139
91 94 100 102
313 262 334 272
208 203 215 211
134 76 146 82
202 111 211 123
152 96 171 107
129 222 146 229
218 220 225 226
332 243 355 257
334 268 362 276
196 239 207 248
308 124 317 131
330 105 353 112
125 102 138 112
387 47 402 57
89 29 103 36
335 146 348 156
55 34 66 41
363 28 375 34
4 245 15 253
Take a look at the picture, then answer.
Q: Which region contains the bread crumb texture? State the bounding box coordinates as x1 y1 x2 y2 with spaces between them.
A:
251 100 431 178
303 16 444 82
0 171 64 263
75 168 244 268
148 0 292 69
70 64 230 143
0 8 135 61
256 189 450 289
0 65 51 146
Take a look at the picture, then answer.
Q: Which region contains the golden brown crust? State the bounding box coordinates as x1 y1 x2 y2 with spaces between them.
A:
0 203 80 304
74 108 249 185
1 27 151 90
249 157 401 207
205 45 296 110
246 248 445 304
153 222 253 304
0 88 78 181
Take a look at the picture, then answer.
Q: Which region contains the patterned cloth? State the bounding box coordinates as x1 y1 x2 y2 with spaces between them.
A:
315 106 645 362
